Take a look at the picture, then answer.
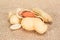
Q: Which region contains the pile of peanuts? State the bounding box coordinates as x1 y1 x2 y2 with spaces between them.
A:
8 8 52 34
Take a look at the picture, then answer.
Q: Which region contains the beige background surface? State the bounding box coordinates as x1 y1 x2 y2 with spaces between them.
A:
0 0 60 40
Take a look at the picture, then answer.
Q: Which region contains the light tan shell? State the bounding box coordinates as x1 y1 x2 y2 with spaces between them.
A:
10 24 21 30
10 15 20 24
31 8 52 23
8 8 22 19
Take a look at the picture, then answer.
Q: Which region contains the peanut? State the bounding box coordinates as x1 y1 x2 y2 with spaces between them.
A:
34 18 48 34
21 17 48 34
21 18 34 31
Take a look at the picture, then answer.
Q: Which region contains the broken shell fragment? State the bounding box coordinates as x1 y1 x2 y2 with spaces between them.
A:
10 24 21 30
10 15 20 24
8 11 14 18
16 8 23 18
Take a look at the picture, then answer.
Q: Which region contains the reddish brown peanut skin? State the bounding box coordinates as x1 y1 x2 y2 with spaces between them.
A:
18 11 36 17
31 8 52 23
